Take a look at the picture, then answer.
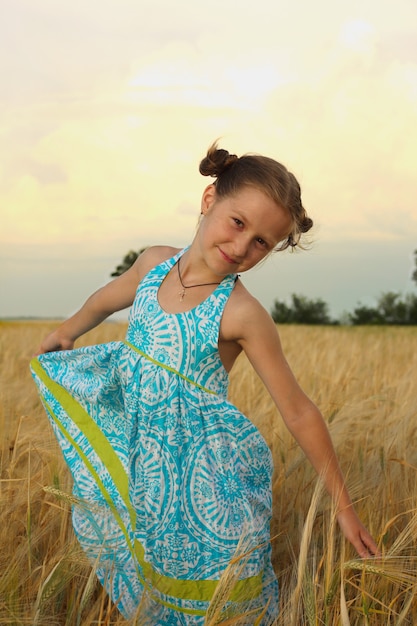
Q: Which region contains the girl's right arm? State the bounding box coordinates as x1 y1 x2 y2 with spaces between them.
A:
223 289 380 558
36 247 162 355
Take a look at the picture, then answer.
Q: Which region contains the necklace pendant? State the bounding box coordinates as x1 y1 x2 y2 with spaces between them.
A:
179 288 186 301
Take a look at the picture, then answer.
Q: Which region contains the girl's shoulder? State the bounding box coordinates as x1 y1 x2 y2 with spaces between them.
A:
136 245 181 278
221 279 274 343
141 245 181 264
228 278 264 315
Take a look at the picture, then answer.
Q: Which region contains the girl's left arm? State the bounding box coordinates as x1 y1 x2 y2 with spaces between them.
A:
236 299 379 558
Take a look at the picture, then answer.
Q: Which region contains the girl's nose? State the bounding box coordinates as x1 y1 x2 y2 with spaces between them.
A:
232 237 250 259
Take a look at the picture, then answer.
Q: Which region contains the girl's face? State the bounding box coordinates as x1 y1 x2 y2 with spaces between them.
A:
197 184 293 275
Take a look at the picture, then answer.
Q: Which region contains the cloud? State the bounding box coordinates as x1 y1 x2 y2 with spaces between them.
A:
127 41 289 112
339 19 376 54
1 0 416 252
5 158 67 186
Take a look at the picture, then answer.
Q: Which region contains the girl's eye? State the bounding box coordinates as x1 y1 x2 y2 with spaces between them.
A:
256 237 267 247
233 218 243 227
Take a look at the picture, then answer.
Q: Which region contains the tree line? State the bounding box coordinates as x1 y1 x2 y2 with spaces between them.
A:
112 248 417 325
270 291 417 325
272 249 417 325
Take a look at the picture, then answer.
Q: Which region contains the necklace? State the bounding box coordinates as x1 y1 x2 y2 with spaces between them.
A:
177 257 221 301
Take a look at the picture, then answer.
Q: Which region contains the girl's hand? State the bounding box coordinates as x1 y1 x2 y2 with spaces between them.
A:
337 507 381 558
35 331 74 356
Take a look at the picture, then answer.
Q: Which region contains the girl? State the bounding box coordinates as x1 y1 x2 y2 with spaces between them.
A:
31 143 378 625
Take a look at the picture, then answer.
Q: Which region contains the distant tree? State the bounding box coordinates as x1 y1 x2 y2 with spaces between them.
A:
412 249 417 286
405 293 417 324
378 292 408 324
348 304 383 325
271 293 335 325
270 299 293 323
350 291 417 325
111 247 148 277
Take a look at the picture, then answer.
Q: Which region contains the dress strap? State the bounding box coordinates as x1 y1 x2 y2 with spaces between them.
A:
163 246 190 271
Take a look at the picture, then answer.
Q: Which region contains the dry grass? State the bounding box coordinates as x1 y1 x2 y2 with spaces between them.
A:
1 321 417 624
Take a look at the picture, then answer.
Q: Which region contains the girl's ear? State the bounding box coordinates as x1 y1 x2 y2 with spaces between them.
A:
200 184 217 215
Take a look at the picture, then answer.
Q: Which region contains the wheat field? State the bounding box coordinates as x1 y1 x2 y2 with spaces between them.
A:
1 321 417 625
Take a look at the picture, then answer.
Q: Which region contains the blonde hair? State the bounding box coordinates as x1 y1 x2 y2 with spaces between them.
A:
199 142 313 250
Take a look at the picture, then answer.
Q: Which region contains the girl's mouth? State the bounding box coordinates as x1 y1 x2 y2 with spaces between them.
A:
218 248 237 264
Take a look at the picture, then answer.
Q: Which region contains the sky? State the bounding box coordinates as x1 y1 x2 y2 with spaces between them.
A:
1 0 416 320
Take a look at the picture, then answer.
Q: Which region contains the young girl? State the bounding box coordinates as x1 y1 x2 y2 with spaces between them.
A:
31 143 378 624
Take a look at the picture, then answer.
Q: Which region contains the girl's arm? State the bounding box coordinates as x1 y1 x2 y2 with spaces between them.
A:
36 247 160 355
233 295 379 557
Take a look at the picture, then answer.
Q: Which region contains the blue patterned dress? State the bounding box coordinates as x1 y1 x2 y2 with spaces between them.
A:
30 249 279 624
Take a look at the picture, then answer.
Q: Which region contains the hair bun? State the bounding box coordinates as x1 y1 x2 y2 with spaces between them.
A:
300 214 313 233
199 143 238 178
